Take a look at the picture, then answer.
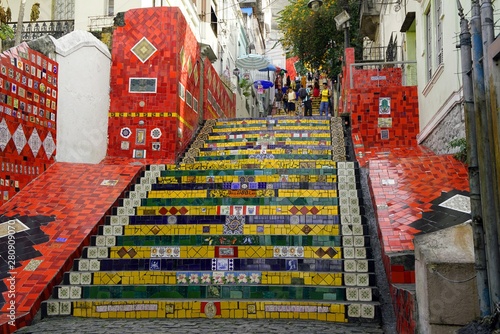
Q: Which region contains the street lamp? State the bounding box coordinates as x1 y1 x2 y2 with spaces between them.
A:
334 10 351 48
307 0 323 11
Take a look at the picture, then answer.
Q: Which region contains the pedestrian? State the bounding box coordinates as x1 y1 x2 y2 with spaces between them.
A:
282 85 289 114
303 85 313 116
274 88 284 114
319 82 331 117
287 87 296 116
312 82 320 98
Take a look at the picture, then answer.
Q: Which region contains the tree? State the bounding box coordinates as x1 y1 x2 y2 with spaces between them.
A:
278 0 361 78
0 1 14 44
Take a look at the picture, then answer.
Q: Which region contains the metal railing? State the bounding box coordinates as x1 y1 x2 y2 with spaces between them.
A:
88 16 114 31
6 20 75 43
360 45 402 63
349 61 417 89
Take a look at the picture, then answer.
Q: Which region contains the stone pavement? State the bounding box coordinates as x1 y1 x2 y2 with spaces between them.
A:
14 317 386 334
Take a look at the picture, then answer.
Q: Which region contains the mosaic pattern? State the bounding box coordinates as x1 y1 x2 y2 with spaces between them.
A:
131 37 157 63
32 116 378 325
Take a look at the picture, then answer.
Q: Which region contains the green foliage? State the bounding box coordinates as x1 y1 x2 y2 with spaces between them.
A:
239 78 252 97
449 138 467 163
0 23 13 40
278 0 361 78
0 1 13 41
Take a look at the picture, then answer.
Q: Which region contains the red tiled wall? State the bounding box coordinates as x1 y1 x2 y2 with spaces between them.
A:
349 87 419 148
393 285 417 334
107 7 235 162
340 48 419 150
286 56 299 82
0 44 58 207
352 69 402 89
203 57 236 120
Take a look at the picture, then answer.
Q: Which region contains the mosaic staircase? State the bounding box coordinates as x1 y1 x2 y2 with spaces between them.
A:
41 116 380 323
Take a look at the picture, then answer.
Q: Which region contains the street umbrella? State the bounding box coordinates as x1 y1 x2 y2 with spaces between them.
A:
253 80 274 89
236 54 271 70
258 64 277 72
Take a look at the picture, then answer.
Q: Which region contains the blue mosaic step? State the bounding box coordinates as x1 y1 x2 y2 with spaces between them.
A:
71 258 377 273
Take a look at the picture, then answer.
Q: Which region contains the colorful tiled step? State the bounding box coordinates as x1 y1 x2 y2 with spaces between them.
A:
41 117 378 323
42 299 379 322
105 214 347 226
51 285 375 302
63 271 375 287
131 205 340 216
91 234 353 247
71 258 362 272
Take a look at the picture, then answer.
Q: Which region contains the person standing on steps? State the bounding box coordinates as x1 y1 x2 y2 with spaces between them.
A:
319 82 331 117
287 87 296 116
301 85 313 116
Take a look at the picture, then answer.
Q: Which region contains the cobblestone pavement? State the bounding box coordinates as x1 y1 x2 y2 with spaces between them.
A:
14 317 384 334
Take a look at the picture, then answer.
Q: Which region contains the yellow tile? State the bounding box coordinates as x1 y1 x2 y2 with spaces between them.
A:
326 313 337 322
235 309 244 318
221 309 230 318
279 312 289 319
336 313 346 322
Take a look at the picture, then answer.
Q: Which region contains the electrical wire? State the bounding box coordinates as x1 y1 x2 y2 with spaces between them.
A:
432 268 477 284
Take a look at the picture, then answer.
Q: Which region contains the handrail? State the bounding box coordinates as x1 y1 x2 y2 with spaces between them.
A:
6 20 75 42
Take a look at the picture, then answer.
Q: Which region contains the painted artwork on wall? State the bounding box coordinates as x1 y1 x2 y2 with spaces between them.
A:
378 117 393 128
379 97 391 114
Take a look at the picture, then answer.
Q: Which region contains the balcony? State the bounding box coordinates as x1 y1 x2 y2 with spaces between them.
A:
6 20 74 44
199 21 218 62
359 0 381 41
88 16 115 32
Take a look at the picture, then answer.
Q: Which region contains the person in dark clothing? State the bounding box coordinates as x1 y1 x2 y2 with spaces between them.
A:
303 85 313 116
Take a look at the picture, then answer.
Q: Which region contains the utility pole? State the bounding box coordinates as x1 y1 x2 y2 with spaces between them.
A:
456 0 490 316
470 0 500 312
480 0 500 298
14 0 26 45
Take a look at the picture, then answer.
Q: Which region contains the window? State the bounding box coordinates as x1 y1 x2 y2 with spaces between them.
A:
436 0 443 65
54 0 75 20
425 0 444 82
108 0 115 16
426 8 432 81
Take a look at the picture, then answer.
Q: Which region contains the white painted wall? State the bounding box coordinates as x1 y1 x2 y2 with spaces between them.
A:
75 0 143 30
8 0 53 22
53 30 111 163
415 0 467 141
